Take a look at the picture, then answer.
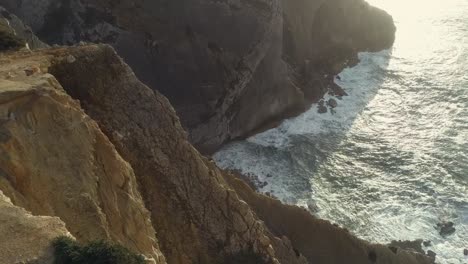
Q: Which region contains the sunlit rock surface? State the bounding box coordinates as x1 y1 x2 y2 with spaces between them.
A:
0 190 70 264
0 47 165 263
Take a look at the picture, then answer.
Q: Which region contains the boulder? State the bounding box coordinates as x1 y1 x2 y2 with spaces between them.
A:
318 100 328 113
436 221 456 236
426 250 436 262
389 240 425 255
328 98 338 108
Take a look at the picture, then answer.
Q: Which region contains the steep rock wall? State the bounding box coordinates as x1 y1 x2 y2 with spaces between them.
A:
0 0 396 152
47 44 306 264
0 49 165 263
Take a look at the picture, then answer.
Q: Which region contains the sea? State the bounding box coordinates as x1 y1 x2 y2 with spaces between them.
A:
214 0 468 263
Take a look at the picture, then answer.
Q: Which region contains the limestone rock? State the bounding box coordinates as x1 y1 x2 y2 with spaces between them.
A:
0 190 70 264
0 48 165 263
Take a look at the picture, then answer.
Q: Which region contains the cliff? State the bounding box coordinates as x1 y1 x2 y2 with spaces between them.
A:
0 0 396 152
0 43 432 264
0 47 166 263
0 191 70 264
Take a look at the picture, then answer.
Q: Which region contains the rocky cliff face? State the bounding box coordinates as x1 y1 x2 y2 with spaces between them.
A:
0 43 432 264
0 190 70 264
46 44 306 264
0 6 47 50
0 0 396 152
0 48 165 263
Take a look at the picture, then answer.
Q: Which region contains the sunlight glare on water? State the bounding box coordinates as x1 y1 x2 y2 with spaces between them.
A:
214 0 468 263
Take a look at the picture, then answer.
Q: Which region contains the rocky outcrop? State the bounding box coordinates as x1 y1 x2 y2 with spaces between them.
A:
1 0 396 152
224 173 434 264
0 191 70 264
0 6 47 50
0 43 433 264
282 0 395 97
0 48 165 262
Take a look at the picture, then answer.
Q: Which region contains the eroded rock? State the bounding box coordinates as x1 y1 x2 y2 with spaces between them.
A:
0 48 165 263
0 190 70 264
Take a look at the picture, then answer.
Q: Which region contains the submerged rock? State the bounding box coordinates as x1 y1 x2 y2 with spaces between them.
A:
389 240 425 255
426 250 436 262
436 221 456 236
328 98 338 108
318 100 328 113
329 82 349 97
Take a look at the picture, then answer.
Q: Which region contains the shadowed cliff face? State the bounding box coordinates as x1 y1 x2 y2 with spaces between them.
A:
0 0 396 153
0 44 432 264
0 6 47 51
223 173 434 264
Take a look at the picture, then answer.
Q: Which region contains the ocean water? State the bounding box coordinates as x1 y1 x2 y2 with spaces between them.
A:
213 0 468 263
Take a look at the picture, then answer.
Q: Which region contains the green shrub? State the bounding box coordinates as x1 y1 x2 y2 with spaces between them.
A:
53 236 145 264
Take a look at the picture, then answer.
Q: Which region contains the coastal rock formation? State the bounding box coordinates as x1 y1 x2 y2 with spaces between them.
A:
0 48 165 262
46 44 306 264
0 6 47 50
224 173 433 264
1 0 396 152
0 41 433 264
0 191 70 264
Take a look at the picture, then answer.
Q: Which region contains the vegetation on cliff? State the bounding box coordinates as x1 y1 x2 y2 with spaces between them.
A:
53 236 145 264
